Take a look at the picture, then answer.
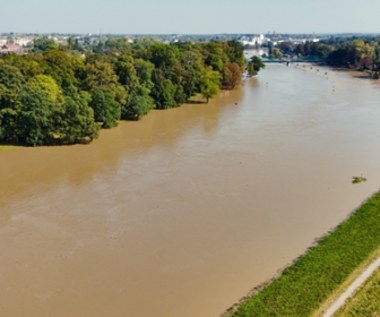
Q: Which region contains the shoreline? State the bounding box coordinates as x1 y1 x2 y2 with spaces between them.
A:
220 64 380 317
293 61 380 82
220 200 376 317
222 189 380 317
0 88 240 150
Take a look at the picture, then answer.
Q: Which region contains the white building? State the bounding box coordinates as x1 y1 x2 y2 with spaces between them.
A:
241 34 266 46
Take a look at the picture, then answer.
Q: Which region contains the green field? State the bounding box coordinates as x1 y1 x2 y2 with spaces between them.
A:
228 191 380 317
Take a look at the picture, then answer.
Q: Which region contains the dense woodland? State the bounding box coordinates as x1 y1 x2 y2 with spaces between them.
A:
0 38 264 146
5 35 377 147
274 37 380 76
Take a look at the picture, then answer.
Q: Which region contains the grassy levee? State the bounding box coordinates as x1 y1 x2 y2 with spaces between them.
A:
334 267 380 317
228 191 380 317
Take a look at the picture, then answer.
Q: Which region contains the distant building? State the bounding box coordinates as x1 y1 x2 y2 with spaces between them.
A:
15 37 33 46
240 34 267 47
0 43 23 54
0 37 29 54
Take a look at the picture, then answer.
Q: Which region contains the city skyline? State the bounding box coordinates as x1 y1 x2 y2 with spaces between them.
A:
1 0 380 34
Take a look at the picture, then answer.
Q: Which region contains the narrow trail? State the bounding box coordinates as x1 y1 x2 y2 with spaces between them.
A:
323 256 380 317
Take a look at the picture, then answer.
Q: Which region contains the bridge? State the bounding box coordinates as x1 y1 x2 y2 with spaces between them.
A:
262 56 325 64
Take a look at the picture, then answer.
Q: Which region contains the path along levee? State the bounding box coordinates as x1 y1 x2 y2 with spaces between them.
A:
323 256 380 317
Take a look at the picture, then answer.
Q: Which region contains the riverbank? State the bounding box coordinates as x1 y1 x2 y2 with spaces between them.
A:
292 62 380 82
0 145 16 152
224 190 380 317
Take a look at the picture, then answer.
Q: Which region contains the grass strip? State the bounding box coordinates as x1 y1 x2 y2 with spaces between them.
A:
334 267 380 317
228 191 380 317
313 247 380 317
0 145 16 152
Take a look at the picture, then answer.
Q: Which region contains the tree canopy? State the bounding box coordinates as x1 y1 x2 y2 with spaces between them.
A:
0 38 262 146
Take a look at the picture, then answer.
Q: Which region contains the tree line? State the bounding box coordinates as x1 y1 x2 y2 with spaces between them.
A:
273 37 380 77
0 38 264 146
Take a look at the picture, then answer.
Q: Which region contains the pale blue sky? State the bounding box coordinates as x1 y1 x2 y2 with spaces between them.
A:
1 0 380 34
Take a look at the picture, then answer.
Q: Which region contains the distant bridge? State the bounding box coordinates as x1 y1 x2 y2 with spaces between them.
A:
262 57 325 64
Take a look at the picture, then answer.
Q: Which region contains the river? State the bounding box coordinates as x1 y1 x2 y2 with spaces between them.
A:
1 64 380 317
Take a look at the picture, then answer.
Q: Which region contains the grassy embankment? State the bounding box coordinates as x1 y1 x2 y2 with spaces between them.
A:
334 267 380 317
227 191 380 317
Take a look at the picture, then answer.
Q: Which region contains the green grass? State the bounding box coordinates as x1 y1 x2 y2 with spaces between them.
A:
228 191 380 317
0 145 16 152
334 268 380 317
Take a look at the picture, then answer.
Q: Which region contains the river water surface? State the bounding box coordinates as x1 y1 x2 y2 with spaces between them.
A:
1 64 380 317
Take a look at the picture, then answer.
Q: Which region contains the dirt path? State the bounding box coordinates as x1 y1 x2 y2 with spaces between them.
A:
323 256 380 317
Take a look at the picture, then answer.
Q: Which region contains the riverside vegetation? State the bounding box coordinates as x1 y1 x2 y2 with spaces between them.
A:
272 36 380 78
0 38 264 146
227 191 380 317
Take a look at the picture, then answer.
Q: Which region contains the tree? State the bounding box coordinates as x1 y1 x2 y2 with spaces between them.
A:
145 43 179 70
84 58 127 126
41 50 84 94
0 38 250 145
353 40 375 69
122 92 154 120
272 47 283 59
14 84 57 145
326 47 354 67
247 56 265 77
177 47 205 99
33 37 58 52
327 40 375 69
27 74 64 104
204 42 228 72
114 55 154 120
55 92 98 144
16 75 65 145
1 54 42 78
0 61 98 145
134 58 154 90
225 40 246 68
67 37 83 52
277 42 296 55
222 63 243 89
200 67 221 103
89 88 120 128
151 69 177 109
0 63 25 89
0 84 20 110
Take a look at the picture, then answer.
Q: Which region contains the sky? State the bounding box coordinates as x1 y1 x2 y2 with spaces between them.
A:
1 0 380 34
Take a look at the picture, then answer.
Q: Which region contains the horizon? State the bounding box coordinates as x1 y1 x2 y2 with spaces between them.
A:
2 32 380 36
1 0 380 35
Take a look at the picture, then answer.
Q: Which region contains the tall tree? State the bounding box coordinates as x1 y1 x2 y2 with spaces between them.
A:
222 63 243 90
84 57 127 127
200 67 221 103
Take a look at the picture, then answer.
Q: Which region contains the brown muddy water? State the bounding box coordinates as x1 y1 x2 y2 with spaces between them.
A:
1 64 380 317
